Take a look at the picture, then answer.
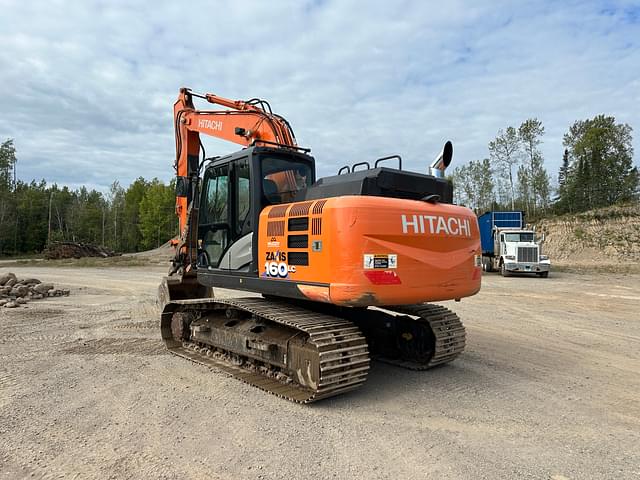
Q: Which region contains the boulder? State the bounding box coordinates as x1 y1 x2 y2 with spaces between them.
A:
0 273 17 286
34 283 54 295
10 285 30 298
0 273 69 307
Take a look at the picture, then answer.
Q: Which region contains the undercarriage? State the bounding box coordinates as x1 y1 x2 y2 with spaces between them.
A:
160 290 466 403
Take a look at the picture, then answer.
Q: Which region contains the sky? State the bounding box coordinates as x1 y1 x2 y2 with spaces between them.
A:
1 0 639 192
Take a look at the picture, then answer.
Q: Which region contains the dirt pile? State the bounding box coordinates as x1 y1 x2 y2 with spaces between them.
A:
0 272 69 308
44 242 120 260
536 203 640 267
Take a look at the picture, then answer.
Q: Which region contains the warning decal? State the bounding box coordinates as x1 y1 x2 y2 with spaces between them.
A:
364 254 398 269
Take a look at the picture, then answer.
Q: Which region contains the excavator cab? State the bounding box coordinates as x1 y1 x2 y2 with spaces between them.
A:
197 146 315 272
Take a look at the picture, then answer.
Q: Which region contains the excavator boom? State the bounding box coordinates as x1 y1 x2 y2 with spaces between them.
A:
173 88 297 238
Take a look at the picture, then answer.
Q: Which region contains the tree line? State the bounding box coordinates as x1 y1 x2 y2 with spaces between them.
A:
450 114 638 218
1 113 638 254
0 139 176 256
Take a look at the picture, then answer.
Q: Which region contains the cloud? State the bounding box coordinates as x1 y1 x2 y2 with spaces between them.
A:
0 0 638 192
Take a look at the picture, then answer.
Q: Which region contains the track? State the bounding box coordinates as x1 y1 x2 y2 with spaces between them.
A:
160 297 370 403
379 304 466 370
161 296 466 402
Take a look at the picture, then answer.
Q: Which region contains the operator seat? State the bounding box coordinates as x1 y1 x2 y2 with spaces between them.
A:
263 179 281 204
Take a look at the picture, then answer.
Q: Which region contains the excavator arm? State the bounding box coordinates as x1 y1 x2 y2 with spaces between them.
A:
171 88 298 276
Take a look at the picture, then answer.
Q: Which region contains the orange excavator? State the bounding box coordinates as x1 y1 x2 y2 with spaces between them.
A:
159 88 481 403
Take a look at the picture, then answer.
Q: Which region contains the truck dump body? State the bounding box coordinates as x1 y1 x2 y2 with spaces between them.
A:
478 211 524 255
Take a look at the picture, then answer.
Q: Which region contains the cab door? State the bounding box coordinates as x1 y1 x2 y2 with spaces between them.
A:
198 163 230 268
198 158 252 270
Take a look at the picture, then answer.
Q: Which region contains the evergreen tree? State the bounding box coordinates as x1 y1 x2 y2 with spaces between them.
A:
122 177 150 252
561 115 638 211
139 179 177 249
558 149 569 192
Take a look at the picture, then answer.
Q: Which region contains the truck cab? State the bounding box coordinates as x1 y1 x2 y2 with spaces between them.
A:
495 228 550 277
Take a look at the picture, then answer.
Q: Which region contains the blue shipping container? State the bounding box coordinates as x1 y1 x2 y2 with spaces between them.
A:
477 211 524 255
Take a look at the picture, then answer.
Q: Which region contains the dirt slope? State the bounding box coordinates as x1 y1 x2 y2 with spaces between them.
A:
536 203 640 270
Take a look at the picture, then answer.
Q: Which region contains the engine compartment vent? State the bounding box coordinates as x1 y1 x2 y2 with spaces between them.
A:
312 218 322 235
288 202 313 217
267 221 285 237
312 199 327 215
287 234 308 249
268 205 289 218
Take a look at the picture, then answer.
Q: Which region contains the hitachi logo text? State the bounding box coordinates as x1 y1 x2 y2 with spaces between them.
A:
401 214 471 237
198 119 223 131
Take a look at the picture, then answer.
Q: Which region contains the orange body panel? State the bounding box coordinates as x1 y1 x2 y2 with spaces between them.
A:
258 196 481 307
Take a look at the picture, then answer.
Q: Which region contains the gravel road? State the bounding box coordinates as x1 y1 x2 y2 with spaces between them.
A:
1 266 638 479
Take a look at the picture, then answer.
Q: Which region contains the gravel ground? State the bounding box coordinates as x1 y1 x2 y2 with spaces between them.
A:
0 265 638 479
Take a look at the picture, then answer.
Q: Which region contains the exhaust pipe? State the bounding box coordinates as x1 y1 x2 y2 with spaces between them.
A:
429 141 453 177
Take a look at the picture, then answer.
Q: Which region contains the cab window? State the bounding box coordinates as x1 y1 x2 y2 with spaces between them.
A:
199 165 229 267
261 157 312 204
236 159 251 234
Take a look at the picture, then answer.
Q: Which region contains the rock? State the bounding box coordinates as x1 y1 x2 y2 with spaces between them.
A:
10 286 30 298
33 283 54 295
0 273 17 286
49 289 70 297
0 274 69 307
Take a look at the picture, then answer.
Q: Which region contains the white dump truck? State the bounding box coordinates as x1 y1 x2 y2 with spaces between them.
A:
478 211 551 277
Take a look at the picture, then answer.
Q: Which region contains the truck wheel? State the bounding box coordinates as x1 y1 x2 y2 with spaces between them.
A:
500 263 509 277
537 271 549 278
482 258 489 272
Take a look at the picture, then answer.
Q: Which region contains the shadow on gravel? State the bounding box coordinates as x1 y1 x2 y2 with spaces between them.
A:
61 338 166 355
314 359 488 408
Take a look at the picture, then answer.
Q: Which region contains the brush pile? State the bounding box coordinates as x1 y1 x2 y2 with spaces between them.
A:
43 242 120 260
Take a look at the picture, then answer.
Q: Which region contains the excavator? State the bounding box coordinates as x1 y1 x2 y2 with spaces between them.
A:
158 87 482 403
